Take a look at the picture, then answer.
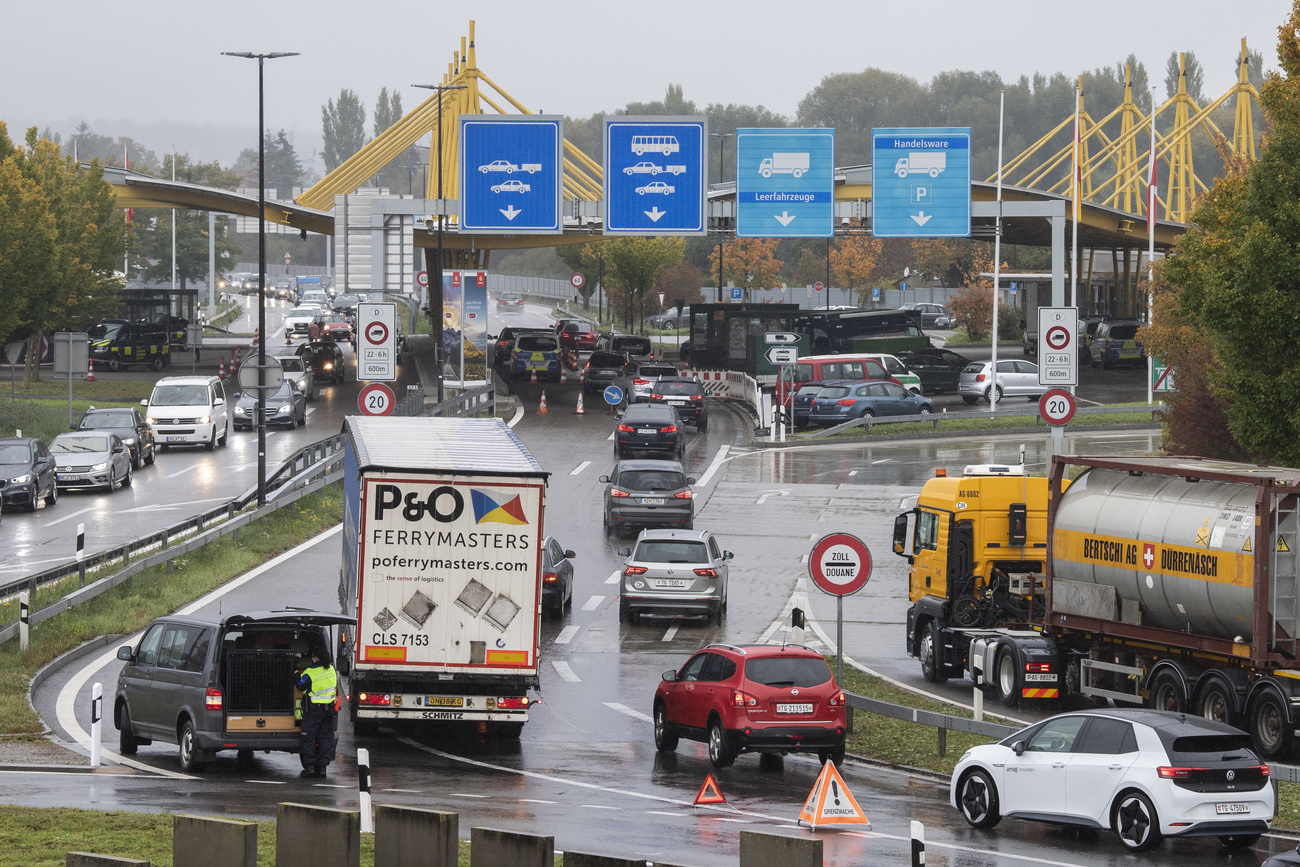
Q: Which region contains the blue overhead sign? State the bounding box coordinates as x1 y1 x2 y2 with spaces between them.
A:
871 127 971 238
459 116 563 234
735 128 834 238
604 118 706 235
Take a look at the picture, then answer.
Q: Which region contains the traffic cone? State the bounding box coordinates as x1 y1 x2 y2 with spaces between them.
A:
580 366 587 385
85 358 95 382
560 366 568 384
575 391 585 414
251 327 259 347
218 356 225 380
538 391 548 413
530 368 538 384
285 328 293 345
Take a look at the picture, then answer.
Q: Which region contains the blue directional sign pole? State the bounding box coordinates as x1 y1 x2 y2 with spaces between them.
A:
458 116 563 234
871 127 971 238
603 117 707 235
735 128 834 238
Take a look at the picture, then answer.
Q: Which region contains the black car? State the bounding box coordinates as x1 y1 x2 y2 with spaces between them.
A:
616 403 684 460
295 340 347 385
601 459 694 535
896 348 973 395
646 377 708 430
88 321 171 372
76 407 155 469
583 351 633 394
233 379 307 430
490 326 546 368
0 437 58 511
115 609 353 772
541 536 576 618
1266 845 1300 867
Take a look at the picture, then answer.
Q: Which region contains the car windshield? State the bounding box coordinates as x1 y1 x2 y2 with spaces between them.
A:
744 656 832 688
654 382 700 396
517 336 557 352
619 470 685 490
52 434 109 453
818 387 851 399
635 540 709 563
612 338 650 353
795 386 823 398
0 443 32 462
1168 734 1256 760
589 353 626 367
275 357 305 372
88 323 123 340
80 410 135 428
151 385 209 406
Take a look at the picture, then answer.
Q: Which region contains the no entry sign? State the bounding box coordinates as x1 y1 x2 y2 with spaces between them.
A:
809 532 872 596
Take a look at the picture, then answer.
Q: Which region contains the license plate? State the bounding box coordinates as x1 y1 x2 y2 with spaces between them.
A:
639 498 665 505
1215 803 1249 814
777 702 813 714
637 428 657 434
656 579 686 588
1024 673 1057 682
167 436 186 442
425 696 464 707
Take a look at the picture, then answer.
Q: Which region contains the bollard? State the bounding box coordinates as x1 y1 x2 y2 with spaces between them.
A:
77 523 86 587
358 748 374 833
90 682 102 767
973 661 984 722
911 820 925 867
19 590 29 651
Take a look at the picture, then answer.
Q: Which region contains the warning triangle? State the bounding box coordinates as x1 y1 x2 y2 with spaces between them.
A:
798 761 870 830
1279 537 1290 553
1243 537 1253 553
694 773 726 805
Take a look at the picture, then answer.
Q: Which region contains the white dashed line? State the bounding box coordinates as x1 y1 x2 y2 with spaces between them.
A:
450 793 488 799
569 461 591 476
554 626 580 645
604 570 621 585
662 624 679 642
551 661 581 682
521 799 557 804
848 470 858 476
604 702 653 723
581 596 604 611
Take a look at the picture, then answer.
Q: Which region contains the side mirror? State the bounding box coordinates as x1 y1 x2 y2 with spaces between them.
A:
1013 740 1027 756
723 551 734 560
662 669 678 682
599 475 610 483
617 547 631 557
116 646 134 662
140 399 148 407
892 513 912 558
564 549 576 559
214 397 225 406
686 477 696 485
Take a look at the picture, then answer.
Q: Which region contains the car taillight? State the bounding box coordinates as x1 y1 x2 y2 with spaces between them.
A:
674 490 693 499
660 425 677 433
543 571 558 583
618 424 634 433
634 378 649 385
834 398 854 406
1157 766 1200 779
650 393 663 400
624 565 648 576
975 373 986 382
205 688 223 710
828 691 845 707
358 692 392 707
1025 663 1051 673
731 690 758 708
610 488 630 498
690 394 703 401
694 568 718 578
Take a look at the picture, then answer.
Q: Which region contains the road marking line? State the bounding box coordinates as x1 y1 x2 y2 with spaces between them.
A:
581 805 620 810
382 788 422 793
604 570 621 585
166 465 202 478
848 470 858 476
871 458 892 464
569 461 591 476
713 818 751 823
450 793 488 799
521 799 557 804
604 702 653 723
507 402 524 428
554 626 580 645
245 779 288 785
551 661 580 682
42 507 95 527
662 624 679 642
694 444 730 487
646 811 683 817
581 596 604 611
607 430 615 441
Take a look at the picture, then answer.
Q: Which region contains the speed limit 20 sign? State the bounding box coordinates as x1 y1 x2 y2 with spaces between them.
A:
358 382 396 416
1039 388 1077 426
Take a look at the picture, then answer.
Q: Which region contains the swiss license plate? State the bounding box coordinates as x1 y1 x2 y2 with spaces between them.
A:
639 498 665 505
600 369 617 375
167 436 186 442
1024 673 1057 682
425 696 464 707
777 702 813 714
656 579 686 588
1216 802 1249 814
637 428 657 434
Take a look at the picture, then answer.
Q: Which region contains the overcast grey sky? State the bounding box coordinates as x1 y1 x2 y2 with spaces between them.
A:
2 0 1291 171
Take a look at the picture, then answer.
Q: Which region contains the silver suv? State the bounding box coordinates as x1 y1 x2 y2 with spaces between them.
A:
617 529 733 626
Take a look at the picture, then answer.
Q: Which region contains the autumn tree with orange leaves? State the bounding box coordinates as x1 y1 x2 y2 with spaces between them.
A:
708 237 783 296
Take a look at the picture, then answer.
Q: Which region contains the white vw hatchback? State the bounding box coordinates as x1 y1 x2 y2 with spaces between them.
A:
952 709 1272 853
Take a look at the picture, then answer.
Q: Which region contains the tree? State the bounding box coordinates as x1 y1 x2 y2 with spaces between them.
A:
0 124 55 347
1165 50 1205 101
945 246 1007 340
602 237 685 330
708 237 782 296
134 153 241 291
321 89 367 172
829 235 882 303
262 130 303 199
1156 4 1300 464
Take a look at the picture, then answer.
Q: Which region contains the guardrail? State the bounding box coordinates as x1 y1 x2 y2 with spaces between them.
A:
800 402 1164 438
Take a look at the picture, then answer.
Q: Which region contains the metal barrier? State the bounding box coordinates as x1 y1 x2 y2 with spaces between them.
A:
800 402 1164 439
420 382 495 418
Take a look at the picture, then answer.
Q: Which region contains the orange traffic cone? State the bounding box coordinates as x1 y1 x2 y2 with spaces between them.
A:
251 327 259 348
538 391 548 414
530 368 538 384
579 366 587 385
575 391 585 414
218 356 226 380
85 358 95 382
560 366 568 384
285 328 293 345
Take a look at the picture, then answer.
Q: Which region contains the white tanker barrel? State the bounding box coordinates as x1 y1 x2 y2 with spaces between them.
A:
1051 467 1296 642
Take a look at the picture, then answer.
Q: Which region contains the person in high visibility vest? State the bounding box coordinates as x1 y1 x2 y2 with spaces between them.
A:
295 646 339 778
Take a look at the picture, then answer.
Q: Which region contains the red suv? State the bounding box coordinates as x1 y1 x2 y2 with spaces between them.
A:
559 321 599 350
653 643 847 769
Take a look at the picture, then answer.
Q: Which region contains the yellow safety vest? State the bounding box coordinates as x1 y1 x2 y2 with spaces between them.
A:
303 664 337 705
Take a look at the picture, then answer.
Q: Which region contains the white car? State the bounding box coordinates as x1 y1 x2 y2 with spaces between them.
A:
284 304 324 337
957 359 1045 404
479 159 516 173
624 161 662 175
952 709 1272 852
271 354 315 401
491 179 530 194
635 181 675 195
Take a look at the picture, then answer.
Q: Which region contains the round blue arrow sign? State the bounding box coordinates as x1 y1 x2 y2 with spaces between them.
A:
603 385 624 406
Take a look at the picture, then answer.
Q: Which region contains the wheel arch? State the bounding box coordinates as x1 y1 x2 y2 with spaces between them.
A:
1191 667 1247 716
1108 783 1162 831
908 596 947 657
1244 675 1298 717
1144 660 1199 708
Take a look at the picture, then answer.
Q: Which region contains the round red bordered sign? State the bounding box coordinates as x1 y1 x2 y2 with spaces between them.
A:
364 321 389 346
814 281 824 292
1045 324 1072 352
358 383 396 416
416 271 429 288
570 273 586 289
1039 388 1077 426
808 532 873 596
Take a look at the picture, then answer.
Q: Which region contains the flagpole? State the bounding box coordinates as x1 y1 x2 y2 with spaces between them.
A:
990 91 1005 416
1072 82 1081 309
1148 87 1158 406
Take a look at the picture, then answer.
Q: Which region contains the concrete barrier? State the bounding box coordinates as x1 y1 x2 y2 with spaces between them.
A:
563 853 646 867
172 814 256 867
469 827 553 867
66 856 148 867
739 830 822 867
275 802 360 867
374 805 458 867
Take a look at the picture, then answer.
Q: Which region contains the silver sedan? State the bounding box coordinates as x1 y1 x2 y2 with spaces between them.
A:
50 432 133 492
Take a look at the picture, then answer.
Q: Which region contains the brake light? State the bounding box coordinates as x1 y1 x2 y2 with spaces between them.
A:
836 398 855 406
205 688 223 710
634 378 649 385
618 424 634 433
660 425 677 433
690 394 703 401
731 690 758 708
975 373 986 382
358 692 392 707
610 488 630 498
1024 663 1052 673
650 393 663 400
625 565 648 576
543 571 558 583
1157 766 1200 779
828 691 845 707
674 490 693 499
694 568 718 578
497 696 530 709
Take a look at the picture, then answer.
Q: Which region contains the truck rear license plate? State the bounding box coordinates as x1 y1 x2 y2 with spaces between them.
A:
656 579 686 587
777 703 813 714
639 498 665 505
1216 803 1249 814
424 696 464 707
1024 673 1057 682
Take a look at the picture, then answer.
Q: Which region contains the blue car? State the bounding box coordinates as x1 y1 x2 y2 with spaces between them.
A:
808 380 934 426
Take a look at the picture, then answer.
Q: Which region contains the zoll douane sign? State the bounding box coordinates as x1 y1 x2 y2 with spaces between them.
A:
808 532 873 597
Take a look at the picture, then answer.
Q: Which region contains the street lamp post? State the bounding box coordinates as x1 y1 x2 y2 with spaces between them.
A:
412 83 468 405
223 50 298 509
710 132 732 304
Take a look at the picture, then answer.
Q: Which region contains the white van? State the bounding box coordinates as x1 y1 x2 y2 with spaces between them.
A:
142 375 229 450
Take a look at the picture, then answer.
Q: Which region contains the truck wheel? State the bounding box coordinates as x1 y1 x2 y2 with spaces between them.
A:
919 621 947 683
151 356 164 372
1196 680 1238 727
178 719 207 773
995 649 1020 707
1147 669 1186 713
1249 689 1294 760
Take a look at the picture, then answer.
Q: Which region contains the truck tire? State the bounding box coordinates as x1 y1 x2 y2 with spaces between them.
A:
1249 688 1294 760
995 648 1020 707
1147 669 1187 713
919 620 947 683
1196 679 1239 727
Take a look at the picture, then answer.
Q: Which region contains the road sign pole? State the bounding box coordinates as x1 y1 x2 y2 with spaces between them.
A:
837 596 844 686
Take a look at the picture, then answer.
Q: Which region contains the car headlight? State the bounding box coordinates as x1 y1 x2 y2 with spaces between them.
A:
121 436 136 445
277 405 291 414
234 407 246 416
145 417 157 426
91 462 108 472
198 415 211 425
324 363 333 371
10 474 32 485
